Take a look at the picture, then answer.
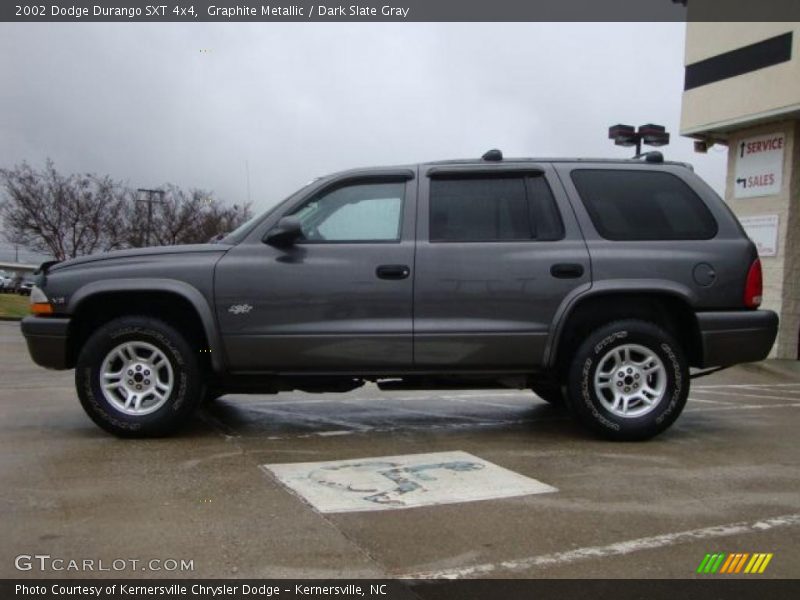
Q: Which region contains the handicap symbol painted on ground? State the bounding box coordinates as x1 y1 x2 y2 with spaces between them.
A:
264 451 557 513
308 460 485 506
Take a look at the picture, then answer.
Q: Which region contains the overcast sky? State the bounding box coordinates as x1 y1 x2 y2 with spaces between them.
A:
0 22 726 220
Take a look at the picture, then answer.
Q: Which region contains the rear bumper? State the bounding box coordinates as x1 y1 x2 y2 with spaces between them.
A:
696 310 779 367
20 316 71 370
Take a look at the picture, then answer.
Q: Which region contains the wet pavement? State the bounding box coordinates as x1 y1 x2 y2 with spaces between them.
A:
1 321 799 579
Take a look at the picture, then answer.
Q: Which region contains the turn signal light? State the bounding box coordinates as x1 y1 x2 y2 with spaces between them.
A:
744 259 763 309
29 285 54 315
31 302 54 315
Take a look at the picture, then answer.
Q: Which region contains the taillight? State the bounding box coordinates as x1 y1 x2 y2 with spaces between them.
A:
744 259 763 309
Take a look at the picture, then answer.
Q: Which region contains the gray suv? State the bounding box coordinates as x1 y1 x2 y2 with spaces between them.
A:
21 151 778 440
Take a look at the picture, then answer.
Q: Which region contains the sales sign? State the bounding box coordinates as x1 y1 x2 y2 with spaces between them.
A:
734 133 785 198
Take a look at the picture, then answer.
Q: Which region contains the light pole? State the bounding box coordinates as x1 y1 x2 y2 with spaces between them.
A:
608 124 670 158
136 188 165 247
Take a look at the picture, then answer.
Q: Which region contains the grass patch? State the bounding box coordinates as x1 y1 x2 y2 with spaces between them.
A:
0 294 29 319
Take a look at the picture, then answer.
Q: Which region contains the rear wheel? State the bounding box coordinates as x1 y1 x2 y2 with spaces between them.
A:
75 316 203 437
566 319 689 441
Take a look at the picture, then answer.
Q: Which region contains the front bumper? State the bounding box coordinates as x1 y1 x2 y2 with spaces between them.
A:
696 310 779 368
20 316 71 370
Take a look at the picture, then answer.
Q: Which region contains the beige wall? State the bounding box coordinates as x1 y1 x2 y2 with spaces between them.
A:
680 19 800 359
780 120 800 358
681 23 800 137
724 121 800 358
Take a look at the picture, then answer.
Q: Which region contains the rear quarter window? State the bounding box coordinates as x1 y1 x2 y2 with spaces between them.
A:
570 169 718 241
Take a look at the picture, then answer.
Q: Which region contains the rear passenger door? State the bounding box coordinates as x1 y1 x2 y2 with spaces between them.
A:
413 165 591 369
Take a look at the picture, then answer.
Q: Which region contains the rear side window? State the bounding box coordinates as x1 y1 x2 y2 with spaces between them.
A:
571 170 718 241
429 175 564 242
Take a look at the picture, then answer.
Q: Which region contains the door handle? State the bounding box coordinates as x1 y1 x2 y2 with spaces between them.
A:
376 265 411 280
550 263 584 279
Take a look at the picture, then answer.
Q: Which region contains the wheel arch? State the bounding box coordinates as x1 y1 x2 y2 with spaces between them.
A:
66 279 224 372
546 283 703 374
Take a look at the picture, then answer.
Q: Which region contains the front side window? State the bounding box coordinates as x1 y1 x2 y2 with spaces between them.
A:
570 170 718 241
291 181 405 242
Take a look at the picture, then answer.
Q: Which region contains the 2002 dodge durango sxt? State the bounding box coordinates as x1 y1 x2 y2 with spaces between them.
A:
21 150 779 440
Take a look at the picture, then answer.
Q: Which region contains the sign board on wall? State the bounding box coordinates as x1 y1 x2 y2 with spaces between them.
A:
734 133 785 198
739 214 779 257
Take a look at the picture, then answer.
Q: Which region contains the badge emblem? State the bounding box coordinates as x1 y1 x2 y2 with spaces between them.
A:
228 304 253 315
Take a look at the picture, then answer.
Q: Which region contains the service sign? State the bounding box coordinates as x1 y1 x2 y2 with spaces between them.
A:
734 133 785 198
739 214 779 257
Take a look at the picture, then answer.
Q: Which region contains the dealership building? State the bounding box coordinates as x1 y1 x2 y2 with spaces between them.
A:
681 21 800 358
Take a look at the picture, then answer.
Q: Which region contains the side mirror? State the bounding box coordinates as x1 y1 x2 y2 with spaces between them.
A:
264 216 304 247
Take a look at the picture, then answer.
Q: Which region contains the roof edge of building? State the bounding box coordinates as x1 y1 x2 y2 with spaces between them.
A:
681 101 800 139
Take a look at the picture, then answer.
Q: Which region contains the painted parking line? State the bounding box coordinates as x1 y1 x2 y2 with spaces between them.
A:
739 385 800 395
340 400 499 423
263 451 557 514
693 383 800 389
445 396 534 410
248 415 569 441
399 513 800 579
691 389 800 401
686 402 800 413
687 397 735 405
238 405 374 432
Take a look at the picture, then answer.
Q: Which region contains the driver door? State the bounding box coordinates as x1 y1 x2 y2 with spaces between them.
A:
215 174 416 372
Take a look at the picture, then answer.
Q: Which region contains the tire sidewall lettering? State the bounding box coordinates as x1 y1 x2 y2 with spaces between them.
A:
655 342 683 425
574 324 688 436
581 356 620 431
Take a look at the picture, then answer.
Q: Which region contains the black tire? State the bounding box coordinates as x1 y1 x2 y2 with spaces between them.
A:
565 319 689 441
75 316 204 437
531 381 565 406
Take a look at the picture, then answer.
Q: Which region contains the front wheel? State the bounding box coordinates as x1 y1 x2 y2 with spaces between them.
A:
75 316 204 437
566 319 689 441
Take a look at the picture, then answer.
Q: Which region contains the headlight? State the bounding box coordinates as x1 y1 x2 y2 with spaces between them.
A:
29 286 53 315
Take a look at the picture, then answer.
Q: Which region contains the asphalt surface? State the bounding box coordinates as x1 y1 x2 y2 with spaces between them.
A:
1 320 799 579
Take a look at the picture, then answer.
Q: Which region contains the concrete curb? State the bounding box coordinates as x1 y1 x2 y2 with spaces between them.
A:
0 316 22 322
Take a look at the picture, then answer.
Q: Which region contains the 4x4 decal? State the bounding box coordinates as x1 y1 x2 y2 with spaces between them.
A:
227 304 253 315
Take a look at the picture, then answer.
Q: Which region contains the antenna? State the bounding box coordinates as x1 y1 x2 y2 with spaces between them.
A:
245 160 252 205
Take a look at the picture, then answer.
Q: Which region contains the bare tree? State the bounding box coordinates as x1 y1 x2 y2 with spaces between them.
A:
0 161 127 260
1 161 252 260
122 185 251 247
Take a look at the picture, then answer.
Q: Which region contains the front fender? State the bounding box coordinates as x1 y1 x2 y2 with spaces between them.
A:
67 278 225 372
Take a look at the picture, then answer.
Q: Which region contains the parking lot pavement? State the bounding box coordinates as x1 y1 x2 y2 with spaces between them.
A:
1 320 799 579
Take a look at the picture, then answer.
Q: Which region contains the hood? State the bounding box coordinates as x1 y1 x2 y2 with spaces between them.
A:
48 244 231 273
